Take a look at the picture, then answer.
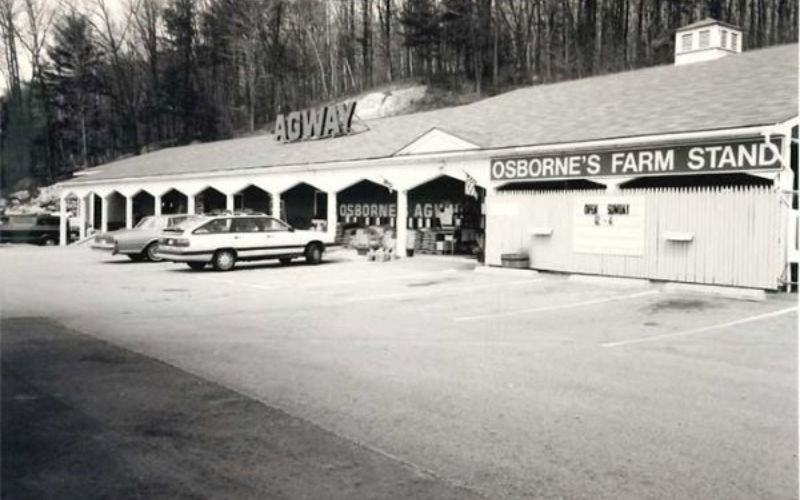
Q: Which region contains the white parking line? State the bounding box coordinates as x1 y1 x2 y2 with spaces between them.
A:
454 290 658 322
600 306 798 348
344 279 543 304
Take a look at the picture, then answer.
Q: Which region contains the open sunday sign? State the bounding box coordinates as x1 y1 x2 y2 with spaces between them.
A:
490 137 784 181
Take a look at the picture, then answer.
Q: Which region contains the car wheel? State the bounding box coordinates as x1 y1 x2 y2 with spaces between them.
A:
305 244 323 265
144 242 162 262
187 262 206 271
212 249 236 272
279 258 292 265
42 237 56 246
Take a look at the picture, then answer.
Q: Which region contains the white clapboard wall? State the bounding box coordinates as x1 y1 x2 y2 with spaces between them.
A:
486 187 786 290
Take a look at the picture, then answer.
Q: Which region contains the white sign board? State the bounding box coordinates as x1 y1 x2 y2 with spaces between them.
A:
572 196 645 256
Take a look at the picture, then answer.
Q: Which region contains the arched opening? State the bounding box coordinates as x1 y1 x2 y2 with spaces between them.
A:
234 185 271 215
161 189 188 214
407 175 485 257
132 191 155 225
63 193 79 243
195 187 227 214
92 193 102 230
282 182 327 230
106 192 127 231
337 179 397 229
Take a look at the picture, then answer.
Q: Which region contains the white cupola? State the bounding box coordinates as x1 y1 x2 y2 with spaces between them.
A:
674 18 743 66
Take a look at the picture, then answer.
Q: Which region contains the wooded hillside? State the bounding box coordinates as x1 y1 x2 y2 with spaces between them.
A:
1 0 797 191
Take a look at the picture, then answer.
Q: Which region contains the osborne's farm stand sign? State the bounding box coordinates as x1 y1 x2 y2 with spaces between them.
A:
491 137 784 181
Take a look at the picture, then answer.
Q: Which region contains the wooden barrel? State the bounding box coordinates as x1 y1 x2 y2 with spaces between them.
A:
501 253 530 269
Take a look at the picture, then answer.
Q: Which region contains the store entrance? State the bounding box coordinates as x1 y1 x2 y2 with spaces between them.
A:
337 180 398 255
407 176 484 258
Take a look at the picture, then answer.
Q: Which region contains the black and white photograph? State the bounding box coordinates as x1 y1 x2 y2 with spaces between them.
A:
1 0 798 499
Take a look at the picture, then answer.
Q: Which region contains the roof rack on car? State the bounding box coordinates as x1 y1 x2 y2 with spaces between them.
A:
202 209 267 216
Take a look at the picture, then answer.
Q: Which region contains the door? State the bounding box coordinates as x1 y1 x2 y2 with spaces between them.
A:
230 217 271 259
263 217 305 257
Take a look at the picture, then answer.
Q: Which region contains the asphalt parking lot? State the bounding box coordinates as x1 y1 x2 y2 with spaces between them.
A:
1 245 797 500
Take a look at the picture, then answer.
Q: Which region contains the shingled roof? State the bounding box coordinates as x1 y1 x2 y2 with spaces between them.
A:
70 43 798 183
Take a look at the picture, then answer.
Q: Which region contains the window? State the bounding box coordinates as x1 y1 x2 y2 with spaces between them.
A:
36 216 60 227
265 218 291 232
731 32 739 51
698 30 710 48
231 217 267 233
167 215 199 228
681 33 692 52
194 218 230 234
135 216 158 229
721 30 728 48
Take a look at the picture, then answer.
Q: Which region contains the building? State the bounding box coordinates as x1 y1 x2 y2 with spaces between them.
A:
58 19 798 290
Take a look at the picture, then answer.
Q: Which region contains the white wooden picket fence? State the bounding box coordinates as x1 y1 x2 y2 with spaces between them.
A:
486 187 787 290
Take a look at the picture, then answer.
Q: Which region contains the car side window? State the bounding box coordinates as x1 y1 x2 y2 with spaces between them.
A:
194 218 230 234
265 218 290 232
230 218 265 233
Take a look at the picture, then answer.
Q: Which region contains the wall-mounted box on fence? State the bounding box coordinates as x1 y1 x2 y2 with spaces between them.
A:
530 227 553 236
663 231 695 242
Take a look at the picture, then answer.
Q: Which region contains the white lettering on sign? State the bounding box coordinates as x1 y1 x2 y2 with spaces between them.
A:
338 202 462 219
275 101 357 143
492 138 783 180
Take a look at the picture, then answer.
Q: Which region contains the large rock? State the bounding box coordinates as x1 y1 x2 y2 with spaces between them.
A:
354 85 427 121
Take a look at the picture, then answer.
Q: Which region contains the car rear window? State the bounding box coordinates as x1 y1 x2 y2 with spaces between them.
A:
168 215 200 228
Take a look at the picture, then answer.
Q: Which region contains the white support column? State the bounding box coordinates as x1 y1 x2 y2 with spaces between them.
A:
271 192 281 219
59 195 68 246
327 191 337 240
154 195 162 216
396 190 408 258
101 196 109 233
125 195 134 229
187 194 196 215
78 195 88 240
226 193 235 213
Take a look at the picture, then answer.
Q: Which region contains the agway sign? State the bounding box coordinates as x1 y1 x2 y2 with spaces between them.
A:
491 137 784 181
275 101 357 143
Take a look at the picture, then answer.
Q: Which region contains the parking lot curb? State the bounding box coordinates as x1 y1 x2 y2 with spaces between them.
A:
661 282 767 302
568 274 652 288
474 265 540 276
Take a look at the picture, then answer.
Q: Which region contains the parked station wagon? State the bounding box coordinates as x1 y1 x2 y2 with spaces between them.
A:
91 214 200 262
156 214 334 271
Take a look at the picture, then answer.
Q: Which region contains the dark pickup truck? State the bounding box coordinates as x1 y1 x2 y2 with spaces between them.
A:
0 214 70 245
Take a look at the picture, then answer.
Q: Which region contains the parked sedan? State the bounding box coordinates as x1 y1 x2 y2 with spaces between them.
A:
91 214 201 262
